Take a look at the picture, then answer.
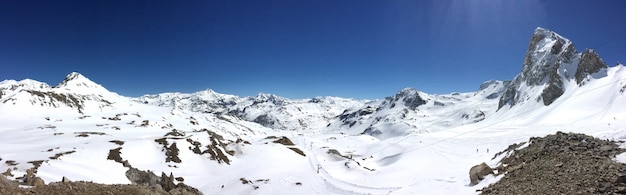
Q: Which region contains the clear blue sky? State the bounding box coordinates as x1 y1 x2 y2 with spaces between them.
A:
1 0 625 99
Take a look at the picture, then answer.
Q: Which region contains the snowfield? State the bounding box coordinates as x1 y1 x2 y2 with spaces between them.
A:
1 28 626 194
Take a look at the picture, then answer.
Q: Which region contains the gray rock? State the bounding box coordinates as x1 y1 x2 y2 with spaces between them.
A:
253 114 278 128
32 177 45 186
540 70 564 105
575 49 608 85
125 167 161 186
161 172 176 192
498 27 583 110
469 162 493 185
392 88 427 110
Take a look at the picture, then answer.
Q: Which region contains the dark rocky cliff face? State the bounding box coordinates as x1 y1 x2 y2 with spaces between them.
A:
497 28 609 110
499 28 576 109
387 88 427 110
520 29 577 86
575 49 608 85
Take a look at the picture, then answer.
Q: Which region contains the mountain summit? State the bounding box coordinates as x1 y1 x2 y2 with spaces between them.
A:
498 27 609 110
55 72 110 94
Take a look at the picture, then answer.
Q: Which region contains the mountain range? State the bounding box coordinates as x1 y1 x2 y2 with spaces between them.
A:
1 27 626 194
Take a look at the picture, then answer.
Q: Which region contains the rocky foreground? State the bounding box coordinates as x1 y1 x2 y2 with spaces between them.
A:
480 131 626 194
0 167 201 195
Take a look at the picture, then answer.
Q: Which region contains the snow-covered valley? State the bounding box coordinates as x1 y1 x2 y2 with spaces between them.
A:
2 27 626 194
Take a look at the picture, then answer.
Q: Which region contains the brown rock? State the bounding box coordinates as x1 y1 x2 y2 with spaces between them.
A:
0 175 18 188
32 177 45 186
2 168 12 177
469 162 493 185
160 172 176 192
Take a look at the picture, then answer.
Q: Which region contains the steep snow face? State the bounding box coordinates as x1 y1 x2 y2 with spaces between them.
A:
486 63 626 127
55 72 112 95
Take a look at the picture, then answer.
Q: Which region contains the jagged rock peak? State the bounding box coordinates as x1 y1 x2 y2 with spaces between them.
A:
575 48 608 85
521 27 577 86
498 27 584 110
388 88 427 110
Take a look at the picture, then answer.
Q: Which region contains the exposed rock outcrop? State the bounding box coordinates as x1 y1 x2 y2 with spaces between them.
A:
575 49 608 85
498 27 610 110
481 132 626 194
498 27 577 109
388 88 427 110
469 162 493 185
0 175 18 189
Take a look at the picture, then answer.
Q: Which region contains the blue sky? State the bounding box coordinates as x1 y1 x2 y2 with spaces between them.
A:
1 0 625 99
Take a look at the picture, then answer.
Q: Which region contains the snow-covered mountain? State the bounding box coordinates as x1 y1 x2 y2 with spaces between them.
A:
0 72 123 114
498 27 609 110
1 27 626 194
138 80 510 139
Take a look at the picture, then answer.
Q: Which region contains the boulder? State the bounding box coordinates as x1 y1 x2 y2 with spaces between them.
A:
125 167 160 186
32 177 45 186
0 175 18 188
469 162 493 185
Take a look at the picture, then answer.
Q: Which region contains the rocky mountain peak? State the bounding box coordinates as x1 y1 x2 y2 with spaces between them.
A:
521 27 577 86
499 28 578 110
55 72 108 94
575 49 608 85
387 88 426 110
498 27 611 111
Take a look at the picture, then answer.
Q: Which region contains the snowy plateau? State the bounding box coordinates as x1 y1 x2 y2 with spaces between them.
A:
2 27 626 194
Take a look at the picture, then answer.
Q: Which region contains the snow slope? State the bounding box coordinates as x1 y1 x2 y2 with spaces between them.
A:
1 28 626 195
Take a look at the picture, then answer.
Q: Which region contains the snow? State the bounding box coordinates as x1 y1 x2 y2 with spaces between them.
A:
1 62 626 195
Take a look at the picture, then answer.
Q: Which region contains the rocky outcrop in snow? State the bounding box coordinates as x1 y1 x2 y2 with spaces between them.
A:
482 132 626 194
498 27 610 110
385 88 427 110
0 72 120 114
575 49 608 85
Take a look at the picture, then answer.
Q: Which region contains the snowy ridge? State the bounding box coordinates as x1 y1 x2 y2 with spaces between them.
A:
139 91 367 132
1 27 626 194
